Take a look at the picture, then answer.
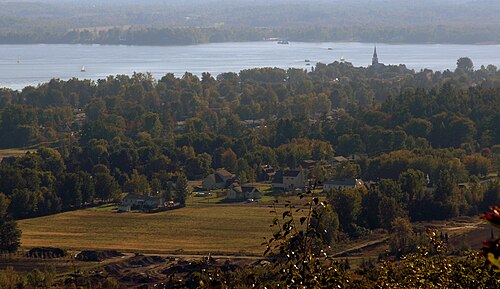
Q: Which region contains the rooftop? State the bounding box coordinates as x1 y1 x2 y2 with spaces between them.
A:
216 168 234 178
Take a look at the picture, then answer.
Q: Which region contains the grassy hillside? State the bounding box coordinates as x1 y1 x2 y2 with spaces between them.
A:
18 204 283 255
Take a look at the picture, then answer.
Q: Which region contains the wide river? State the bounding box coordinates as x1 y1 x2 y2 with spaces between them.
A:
1 41 500 90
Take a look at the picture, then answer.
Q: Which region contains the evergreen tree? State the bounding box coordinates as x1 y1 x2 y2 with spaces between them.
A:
175 174 188 207
0 193 21 253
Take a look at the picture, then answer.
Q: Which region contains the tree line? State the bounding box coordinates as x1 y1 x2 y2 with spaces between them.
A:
4 25 500 45
3 0 500 45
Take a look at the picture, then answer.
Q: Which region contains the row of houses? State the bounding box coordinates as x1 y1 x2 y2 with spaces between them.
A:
201 153 367 191
118 163 369 210
199 167 366 202
117 178 366 210
200 169 262 201
117 194 163 212
201 168 306 194
117 194 176 212
323 178 365 191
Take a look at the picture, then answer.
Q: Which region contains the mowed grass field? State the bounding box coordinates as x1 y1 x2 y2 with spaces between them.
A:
0 148 35 157
18 204 287 255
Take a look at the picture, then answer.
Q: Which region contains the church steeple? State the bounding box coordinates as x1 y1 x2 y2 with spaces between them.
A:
372 45 379 66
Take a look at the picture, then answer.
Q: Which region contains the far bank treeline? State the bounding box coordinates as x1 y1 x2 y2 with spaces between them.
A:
4 25 500 45
4 0 500 45
0 59 499 224
2 25 500 45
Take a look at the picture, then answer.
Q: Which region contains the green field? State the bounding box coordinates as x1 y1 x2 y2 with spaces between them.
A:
18 204 285 255
0 148 35 157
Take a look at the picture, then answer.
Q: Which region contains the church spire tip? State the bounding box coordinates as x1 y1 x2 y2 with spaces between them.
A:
372 45 379 66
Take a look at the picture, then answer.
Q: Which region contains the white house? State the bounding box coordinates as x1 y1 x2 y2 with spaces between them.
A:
272 170 306 191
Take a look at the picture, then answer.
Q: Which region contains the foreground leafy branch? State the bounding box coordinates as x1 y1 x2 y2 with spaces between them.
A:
262 189 350 288
482 206 500 272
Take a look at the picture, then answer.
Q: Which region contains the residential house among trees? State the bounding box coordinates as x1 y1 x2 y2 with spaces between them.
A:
301 160 317 170
272 169 306 191
323 178 365 191
226 182 262 201
332 156 349 164
258 165 276 182
118 194 165 212
346 153 368 162
202 169 235 190
332 154 367 165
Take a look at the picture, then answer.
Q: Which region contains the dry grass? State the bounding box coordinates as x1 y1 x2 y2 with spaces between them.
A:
0 148 35 157
18 204 289 255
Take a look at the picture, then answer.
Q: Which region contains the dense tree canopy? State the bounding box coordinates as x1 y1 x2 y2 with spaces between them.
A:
0 55 498 287
0 60 498 223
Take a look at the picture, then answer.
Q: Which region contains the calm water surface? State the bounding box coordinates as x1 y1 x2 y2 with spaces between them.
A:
1 42 499 90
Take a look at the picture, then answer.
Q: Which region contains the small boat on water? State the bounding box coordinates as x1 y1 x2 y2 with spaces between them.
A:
81 65 86 72
340 56 345 62
305 59 310 62
327 47 333 50
277 40 289 44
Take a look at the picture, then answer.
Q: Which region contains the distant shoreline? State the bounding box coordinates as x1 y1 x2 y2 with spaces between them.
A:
1 25 500 47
